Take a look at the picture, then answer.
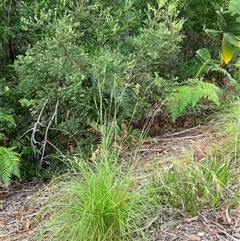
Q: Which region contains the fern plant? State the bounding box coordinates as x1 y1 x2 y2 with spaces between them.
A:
168 80 221 122
0 147 20 187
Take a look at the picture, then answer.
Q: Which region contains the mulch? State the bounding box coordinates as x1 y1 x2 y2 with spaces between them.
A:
146 207 240 241
0 180 47 241
0 124 240 241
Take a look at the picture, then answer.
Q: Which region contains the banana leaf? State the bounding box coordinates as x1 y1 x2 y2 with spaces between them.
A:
193 48 220 78
221 34 237 64
229 0 240 13
217 11 240 36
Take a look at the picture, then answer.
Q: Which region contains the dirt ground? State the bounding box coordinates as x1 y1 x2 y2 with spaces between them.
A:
1 125 240 241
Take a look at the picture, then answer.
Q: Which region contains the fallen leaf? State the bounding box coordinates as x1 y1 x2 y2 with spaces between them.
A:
26 218 31 229
187 234 201 241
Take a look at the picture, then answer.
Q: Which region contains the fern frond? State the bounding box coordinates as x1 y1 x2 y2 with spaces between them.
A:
197 82 220 105
118 90 131 117
0 147 20 187
168 81 221 122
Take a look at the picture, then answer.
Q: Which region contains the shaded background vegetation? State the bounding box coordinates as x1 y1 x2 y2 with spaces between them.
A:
1 0 239 180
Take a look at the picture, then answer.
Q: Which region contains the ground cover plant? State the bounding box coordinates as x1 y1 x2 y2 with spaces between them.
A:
35 123 155 241
37 161 147 241
0 146 20 187
34 105 240 240
152 156 239 216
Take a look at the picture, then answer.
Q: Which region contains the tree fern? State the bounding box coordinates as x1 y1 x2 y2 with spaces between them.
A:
168 81 221 122
0 147 20 187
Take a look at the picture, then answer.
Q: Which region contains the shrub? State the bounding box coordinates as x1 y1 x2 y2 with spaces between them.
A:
0 108 16 144
14 1 184 162
178 0 228 59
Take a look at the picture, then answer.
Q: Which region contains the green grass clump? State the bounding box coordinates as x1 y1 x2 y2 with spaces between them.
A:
152 156 240 216
37 157 149 241
213 104 240 160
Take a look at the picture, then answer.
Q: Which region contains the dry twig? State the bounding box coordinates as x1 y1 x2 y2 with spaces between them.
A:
39 98 60 168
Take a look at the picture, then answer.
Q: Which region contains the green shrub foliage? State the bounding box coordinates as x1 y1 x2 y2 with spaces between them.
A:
14 1 184 157
178 0 228 58
0 108 16 144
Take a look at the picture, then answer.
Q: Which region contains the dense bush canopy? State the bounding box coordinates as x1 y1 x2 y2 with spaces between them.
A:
1 0 240 179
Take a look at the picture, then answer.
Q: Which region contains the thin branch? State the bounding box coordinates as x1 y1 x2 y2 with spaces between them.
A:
199 214 239 241
39 98 60 168
54 37 77 66
162 125 203 137
19 127 34 139
31 99 48 147
7 0 13 25
45 139 65 158
142 214 160 230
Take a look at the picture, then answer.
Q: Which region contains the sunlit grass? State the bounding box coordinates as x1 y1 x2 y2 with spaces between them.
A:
35 99 240 240
151 155 240 216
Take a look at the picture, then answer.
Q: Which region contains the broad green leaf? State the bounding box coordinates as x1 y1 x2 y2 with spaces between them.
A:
195 48 219 67
221 34 236 64
205 29 222 34
194 48 220 78
196 48 212 62
193 62 213 79
226 23 240 36
220 11 240 23
217 10 227 30
224 33 240 47
217 11 240 34
229 0 240 13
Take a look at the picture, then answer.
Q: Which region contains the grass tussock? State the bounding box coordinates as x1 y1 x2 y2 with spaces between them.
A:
36 157 151 241
212 104 240 160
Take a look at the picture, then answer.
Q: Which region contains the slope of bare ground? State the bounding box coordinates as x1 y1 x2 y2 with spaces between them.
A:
0 125 240 241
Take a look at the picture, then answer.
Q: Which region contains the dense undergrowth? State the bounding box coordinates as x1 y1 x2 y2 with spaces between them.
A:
1 0 240 240
0 0 236 183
